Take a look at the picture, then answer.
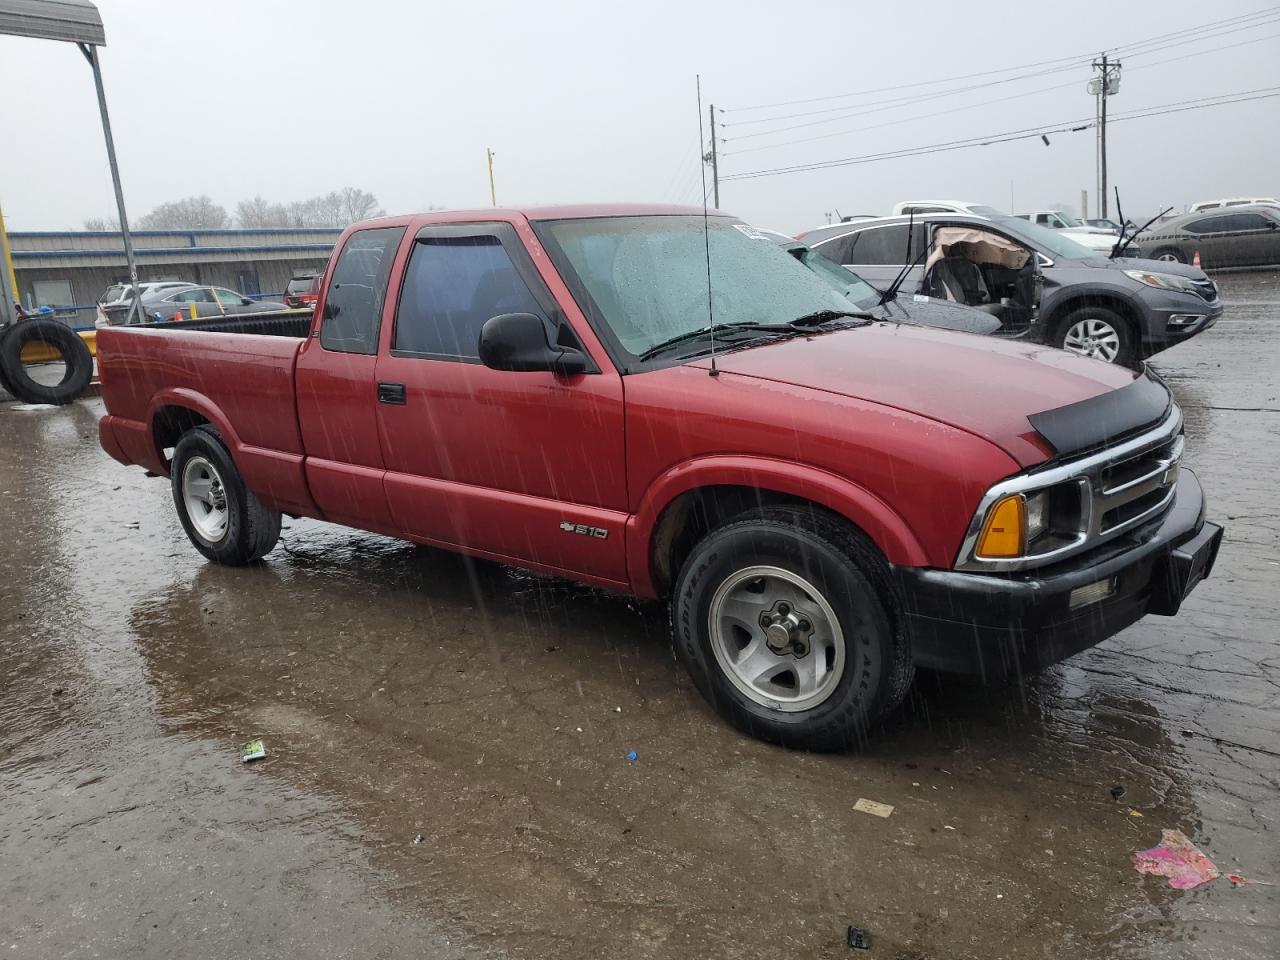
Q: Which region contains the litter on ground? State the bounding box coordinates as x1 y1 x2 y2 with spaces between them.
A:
853 798 894 818
239 738 267 763
1133 829 1220 890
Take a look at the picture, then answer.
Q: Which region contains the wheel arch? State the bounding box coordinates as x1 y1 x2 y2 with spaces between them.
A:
147 388 242 476
627 456 929 598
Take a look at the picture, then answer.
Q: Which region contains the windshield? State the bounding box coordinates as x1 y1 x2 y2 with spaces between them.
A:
540 216 853 360
992 216 1096 260
795 248 880 307
287 277 314 294
967 204 1005 217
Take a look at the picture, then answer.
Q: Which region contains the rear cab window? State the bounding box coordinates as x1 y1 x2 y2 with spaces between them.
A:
320 226 407 354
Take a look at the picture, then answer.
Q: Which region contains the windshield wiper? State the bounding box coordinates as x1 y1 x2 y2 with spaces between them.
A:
638 321 801 361
878 243 932 305
790 309 875 327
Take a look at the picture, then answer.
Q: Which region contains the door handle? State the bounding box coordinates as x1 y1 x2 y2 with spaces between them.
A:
377 382 406 405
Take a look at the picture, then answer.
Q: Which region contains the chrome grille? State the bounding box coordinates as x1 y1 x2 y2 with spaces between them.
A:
956 407 1184 572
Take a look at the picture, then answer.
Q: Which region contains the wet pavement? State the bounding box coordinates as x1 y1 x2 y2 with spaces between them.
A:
2 274 1277 959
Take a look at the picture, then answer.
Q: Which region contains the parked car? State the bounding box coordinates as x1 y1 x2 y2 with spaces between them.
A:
97 203 1222 750
756 229 1002 337
113 284 287 324
283 272 323 309
95 280 192 327
1187 197 1279 213
1137 205 1280 269
797 212 1215 365
1014 210 1112 235
891 200 1006 217
1083 218 1126 235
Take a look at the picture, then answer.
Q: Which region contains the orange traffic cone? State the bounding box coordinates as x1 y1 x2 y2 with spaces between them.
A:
1192 250 1201 268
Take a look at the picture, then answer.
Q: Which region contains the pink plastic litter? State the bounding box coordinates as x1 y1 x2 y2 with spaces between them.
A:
1133 829 1220 890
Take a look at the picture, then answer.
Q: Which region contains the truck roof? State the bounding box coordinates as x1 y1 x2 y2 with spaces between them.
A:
354 203 720 230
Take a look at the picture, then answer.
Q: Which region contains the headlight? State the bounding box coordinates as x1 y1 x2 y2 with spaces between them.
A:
1123 269 1199 295
971 482 1087 562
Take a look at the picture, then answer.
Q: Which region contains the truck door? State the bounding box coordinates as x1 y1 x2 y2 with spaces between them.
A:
373 221 629 586
295 225 407 533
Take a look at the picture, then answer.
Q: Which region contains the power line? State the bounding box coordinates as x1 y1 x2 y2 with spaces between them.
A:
724 27 1280 157
720 87 1280 182
721 5 1280 116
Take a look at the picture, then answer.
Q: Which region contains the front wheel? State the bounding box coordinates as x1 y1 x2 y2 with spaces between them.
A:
1152 247 1186 264
171 425 281 565
1056 306 1135 365
671 506 912 750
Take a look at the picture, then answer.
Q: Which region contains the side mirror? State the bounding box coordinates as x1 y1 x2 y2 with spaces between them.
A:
478 312 590 375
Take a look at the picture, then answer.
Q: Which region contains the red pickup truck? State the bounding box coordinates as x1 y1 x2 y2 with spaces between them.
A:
97 204 1222 749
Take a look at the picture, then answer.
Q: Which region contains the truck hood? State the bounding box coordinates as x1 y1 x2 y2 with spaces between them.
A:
690 323 1142 467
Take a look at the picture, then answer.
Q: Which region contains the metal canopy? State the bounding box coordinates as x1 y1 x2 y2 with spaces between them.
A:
0 0 105 46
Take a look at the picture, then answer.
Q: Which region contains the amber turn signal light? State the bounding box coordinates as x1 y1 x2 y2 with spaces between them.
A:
975 494 1025 558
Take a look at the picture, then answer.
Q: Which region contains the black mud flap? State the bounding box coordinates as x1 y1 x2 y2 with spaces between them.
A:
1148 521 1223 616
1027 367 1172 458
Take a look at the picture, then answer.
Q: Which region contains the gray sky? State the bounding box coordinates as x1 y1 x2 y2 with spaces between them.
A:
1 0 1277 234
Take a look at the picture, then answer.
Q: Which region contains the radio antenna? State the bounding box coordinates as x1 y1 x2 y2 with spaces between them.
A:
696 74 718 377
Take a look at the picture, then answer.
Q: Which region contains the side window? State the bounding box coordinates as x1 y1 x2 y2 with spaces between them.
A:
393 235 548 360
813 233 856 265
1185 216 1224 235
214 288 245 304
169 288 208 303
1217 213 1271 232
848 225 912 265
321 226 406 354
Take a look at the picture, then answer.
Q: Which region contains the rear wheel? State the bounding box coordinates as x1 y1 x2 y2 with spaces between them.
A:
1056 306 1134 365
171 425 281 565
1153 248 1186 264
671 505 912 751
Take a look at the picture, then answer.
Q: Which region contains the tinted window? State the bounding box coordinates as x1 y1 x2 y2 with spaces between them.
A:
168 288 210 303
287 276 314 294
1185 216 1225 234
847 225 914 265
213 288 245 304
1218 213 1273 232
393 236 546 359
901 205 948 215
321 226 405 354
813 233 857 264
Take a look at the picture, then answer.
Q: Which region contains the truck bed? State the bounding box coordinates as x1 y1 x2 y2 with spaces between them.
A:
96 324 312 514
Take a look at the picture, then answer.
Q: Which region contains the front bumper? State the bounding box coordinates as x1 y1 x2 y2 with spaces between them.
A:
1140 290 1223 347
892 469 1222 678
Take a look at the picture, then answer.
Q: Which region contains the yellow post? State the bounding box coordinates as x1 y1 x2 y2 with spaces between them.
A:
0 203 19 311
487 148 497 207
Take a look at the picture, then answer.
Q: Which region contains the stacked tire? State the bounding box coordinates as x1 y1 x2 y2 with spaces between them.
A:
0 319 94 405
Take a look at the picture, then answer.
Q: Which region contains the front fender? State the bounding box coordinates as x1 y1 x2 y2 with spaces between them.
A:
626 455 930 598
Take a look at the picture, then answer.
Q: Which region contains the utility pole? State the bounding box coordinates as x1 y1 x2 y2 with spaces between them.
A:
704 105 720 209
1090 53 1121 219
486 148 497 207
80 43 143 323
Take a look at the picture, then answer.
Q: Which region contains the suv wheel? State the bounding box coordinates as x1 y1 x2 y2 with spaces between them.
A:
1153 248 1186 263
671 505 912 750
1056 307 1134 365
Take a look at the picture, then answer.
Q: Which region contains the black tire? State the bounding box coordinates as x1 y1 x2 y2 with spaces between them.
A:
0 327 17 399
1152 247 1186 264
0 318 94 405
171 425 281 565
1054 305 1135 366
671 505 913 751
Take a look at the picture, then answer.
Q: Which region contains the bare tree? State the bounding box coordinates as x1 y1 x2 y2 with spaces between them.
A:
83 216 121 231
136 195 231 230
236 195 290 228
